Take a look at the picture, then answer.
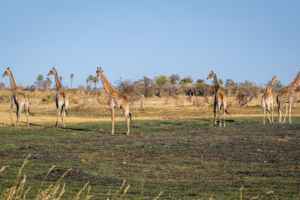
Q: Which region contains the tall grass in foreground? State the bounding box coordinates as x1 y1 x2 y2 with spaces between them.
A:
0 156 93 200
0 156 284 199
0 156 164 200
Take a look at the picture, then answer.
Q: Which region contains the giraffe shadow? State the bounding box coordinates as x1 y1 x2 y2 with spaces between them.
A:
28 123 44 127
162 122 182 125
61 127 92 132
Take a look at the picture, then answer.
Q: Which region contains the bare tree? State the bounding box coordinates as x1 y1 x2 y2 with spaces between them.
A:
169 74 180 85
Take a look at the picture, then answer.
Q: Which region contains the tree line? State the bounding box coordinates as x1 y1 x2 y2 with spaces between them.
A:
0 73 293 106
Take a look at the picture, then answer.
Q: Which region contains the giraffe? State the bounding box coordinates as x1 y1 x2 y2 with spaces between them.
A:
277 71 300 124
261 76 277 125
96 67 132 135
207 71 229 127
2 68 33 127
48 68 69 127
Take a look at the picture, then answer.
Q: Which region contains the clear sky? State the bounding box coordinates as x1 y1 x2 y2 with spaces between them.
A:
0 1 299 88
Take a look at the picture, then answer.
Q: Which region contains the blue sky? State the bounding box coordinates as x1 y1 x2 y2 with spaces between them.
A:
0 1 299 88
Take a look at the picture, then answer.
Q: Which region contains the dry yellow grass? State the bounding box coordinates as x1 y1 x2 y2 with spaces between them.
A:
0 88 299 126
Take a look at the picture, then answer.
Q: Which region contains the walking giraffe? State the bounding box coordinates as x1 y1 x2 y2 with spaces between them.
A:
277 71 300 124
2 68 33 127
261 76 277 125
96 67 132 135
207 71 229 127
48 68 69 127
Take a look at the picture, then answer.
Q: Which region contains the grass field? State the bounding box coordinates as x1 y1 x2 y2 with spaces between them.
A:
0 92 300 199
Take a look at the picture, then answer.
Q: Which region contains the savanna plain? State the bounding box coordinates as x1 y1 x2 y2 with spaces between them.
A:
0 89 300 199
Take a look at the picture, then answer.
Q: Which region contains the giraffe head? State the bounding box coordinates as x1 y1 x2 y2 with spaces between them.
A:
272 76 278 85
206 71 215 80
48 68 57 76
95 67 104 77
2 68 11 77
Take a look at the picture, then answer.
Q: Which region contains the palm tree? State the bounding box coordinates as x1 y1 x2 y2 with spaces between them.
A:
36 74 44 89
70 74 74 88
88 75 94 88
59 76 63 86
93 76 99 89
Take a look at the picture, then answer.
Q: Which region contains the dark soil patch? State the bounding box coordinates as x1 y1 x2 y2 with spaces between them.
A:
34 168 122 186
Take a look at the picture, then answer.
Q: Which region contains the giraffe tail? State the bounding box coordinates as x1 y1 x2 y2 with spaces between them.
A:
225 109 231 115
266 108 271 114
129 113 133 124
28 107 34 116
61 105 69 117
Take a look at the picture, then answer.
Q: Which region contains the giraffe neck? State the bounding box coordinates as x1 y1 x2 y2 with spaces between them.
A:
100 74 117 96
54 72 62 90
8 73 20 94
266 79 275 93
213 74 220 91
287 71 300 93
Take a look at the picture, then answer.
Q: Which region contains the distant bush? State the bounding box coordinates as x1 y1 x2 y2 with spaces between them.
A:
0 95 10 104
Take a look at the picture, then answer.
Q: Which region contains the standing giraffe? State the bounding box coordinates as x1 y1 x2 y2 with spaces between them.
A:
2 68 33 127
277 71 300 124
96 67 132 135
261 76 277 125
48 68 69 127
207 71 229 127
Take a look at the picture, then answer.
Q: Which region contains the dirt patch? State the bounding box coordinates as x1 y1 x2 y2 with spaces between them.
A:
34 168 122 186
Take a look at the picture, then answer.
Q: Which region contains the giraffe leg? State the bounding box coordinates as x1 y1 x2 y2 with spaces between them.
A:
262 101 265 125
283 103 288 124
278 101 282 124
16 103 23 127
62 104 66 128
267 103 271 124
123 105 130 135
110 107 115 135
223 103 226 127
25 102 29 128
111 107 115 135
63 101 68 128
213 103 217 126
218 102 221 127
9 96 15 126
56 107 61 127
271 101 274 124
289 102 292 124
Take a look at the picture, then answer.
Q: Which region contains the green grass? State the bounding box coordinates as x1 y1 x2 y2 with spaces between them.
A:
0 117 300 199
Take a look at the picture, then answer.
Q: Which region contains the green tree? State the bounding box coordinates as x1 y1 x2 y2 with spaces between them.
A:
87 75 94 88
218 79 223 86
196 79 205 84
154 75 170 86
43 77 52 89
243 80 255 88
211 79 224 86
36 74 44 89
70 74 74 88
93 76 99 89
36 74 44 82
225 79 236 87
180 77 193 84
